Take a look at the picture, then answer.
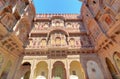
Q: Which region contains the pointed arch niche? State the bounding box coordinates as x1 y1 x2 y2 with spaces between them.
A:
70 61 85 79
106 58 117 79
34 61 48 79
20 62 31 79
113 52 120 72
52 61 66 79
87 60 104 79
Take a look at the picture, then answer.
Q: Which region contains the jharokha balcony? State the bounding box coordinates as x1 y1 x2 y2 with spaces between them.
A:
26 43 94 51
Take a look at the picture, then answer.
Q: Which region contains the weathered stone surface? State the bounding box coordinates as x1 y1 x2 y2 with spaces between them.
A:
0 0 120 79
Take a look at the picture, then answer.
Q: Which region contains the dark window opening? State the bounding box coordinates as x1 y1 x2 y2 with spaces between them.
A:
41 71 45 76
92 68 96 72
86 14 89 16
72 71 76 75
93 1 96 4
22 62 31 66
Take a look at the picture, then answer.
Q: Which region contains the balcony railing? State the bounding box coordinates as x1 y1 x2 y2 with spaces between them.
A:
31 26 87 34
26 44 94 50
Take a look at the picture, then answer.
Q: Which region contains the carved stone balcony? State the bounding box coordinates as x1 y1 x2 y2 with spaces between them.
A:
31 26 87 35
0 33 24 56
26 43 94 52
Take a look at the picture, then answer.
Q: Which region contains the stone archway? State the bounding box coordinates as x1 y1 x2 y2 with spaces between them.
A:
20 62 31 79
70 61 85 79
34 61 48 79
52 61 66 79
113 52 120 72
23 71 31 79
87 60 104 79
106 58 117 79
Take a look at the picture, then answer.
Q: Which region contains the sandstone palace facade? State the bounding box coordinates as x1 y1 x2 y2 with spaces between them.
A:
0 0 120 79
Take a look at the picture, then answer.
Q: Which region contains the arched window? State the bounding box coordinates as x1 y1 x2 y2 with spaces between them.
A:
22 62 31 66
41 39 46 47
87 60 104 79
60 21 64 26
52 61 66 79
20 62 31 79
69 38 75 46
43 23 49 28
67 23 72 28
56 21 60 26
70 61 85 79
35 61 48 79
55 37 61 46
113 52 120 72
106 58 117 78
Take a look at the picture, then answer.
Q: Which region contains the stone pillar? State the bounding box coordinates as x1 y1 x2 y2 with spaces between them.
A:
64 59 70 79
29 60 36 79
66 60 70 79
48 59 52 79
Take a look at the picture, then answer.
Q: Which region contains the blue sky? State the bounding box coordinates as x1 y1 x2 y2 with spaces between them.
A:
33 0 82 14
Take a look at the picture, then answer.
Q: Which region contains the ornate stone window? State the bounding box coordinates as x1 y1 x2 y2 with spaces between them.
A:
52 19 64 27
41 39 46 47
66 23 72 28
43 23 49 28
113 52 120 72
56 21 60 26
55 37 61 46
87 61 104 79
69 38 75 46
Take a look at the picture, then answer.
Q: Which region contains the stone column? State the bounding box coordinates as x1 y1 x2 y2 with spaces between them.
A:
29 60 37 79
48 60 52 79
66 59 70 79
